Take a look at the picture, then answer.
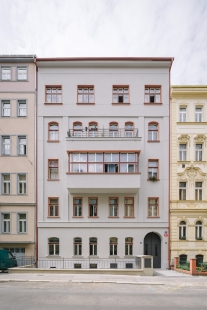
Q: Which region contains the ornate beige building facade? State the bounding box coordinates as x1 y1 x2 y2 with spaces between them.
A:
170 86 207 265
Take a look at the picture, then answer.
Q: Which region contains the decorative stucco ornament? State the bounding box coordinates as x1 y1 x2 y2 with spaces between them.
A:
178 134 190 143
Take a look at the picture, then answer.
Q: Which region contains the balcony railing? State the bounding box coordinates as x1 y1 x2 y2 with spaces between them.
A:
67 128 139 138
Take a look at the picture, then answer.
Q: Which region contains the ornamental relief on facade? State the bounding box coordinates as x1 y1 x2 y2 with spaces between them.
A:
194 134 207 145
178 164 206 186
178 134 190 143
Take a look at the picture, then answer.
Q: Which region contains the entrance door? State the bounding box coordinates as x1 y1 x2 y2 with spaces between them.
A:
144 232 161 268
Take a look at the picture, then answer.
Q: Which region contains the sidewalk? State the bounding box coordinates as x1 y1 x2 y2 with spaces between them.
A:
0 269 207 286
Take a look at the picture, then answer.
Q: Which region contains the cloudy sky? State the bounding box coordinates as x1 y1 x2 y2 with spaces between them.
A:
0 0 207 84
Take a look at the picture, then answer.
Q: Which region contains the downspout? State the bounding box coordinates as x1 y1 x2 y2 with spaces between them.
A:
35 58 38 265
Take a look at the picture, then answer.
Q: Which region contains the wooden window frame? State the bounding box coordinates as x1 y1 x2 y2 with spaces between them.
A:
89 237 98 256
125 237 133 256
109 237 118 256
48 237 59 255
195 182 202 201
195 144 202 161
124 197 134 218
195 221 202 240
77 85 95 105
74 237 82 256
48 197 59 218
45 86 62 105
148 122 159 142
88 122 98 137
144 85 162 105
109 122 119 137
73 197 83 218
147 197 159 218
88 197 98 218
48 159 59 181
179 182 187 200
148 159 159 181
125 122 134 137
73 122 83 137
179 221 187 239
1 67 11 80
108 197 119 218
112 85 130 105
48 122 59 142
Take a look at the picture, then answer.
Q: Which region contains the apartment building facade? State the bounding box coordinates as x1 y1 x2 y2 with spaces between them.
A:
37 57 173 269
170 86 207 265
0 55 36 258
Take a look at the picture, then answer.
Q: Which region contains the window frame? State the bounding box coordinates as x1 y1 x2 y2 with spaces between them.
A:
179 106 187 122
88 197 98 218
1 67 11 80
179 182 187 200
48 122 59 142
48 197 59 218
125 122 134 137
148 197 159 218
89 237 97 256
2 174 10 195
77 86 95 105
195 144 202 161
17 100 27 117
179 221 187 240
144 86 162 104
109 122 119 137
179 144 187 161
74 237 82 256
18 213 27 234
195 106 202 122
195 182 202 201
1 100 10 117
17 67 28 81
148 122 159 142
73 122 83 137
195 221 203 240
48 237 59 255
108 197 119 218
88 122 98 137
125 237 133 256
124 197 134 218
148 159 159 180
2 213 11 233
18 136 27 156
17 174 27 195
109 237 118 256
45 86 62 104
73 197 83 217
2 136 11 155
112 86 130 104
48 159 59 180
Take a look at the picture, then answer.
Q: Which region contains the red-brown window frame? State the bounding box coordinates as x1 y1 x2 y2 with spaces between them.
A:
48 159 59 181
148 122 159 142
125 122 134 137
144 85 162 105
48 122 59 142
124 197 135 218
108 197 119 218
147 197 159 218
148 159 159 181
112 85 130 105
45 85 62 104
48 197 59 218
88 197 98 218
77 85 95 105
73 197 83 218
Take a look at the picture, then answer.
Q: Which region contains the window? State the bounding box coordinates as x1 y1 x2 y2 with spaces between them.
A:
73 198 82 217
18 214 26 233
109 198 118 217
74 237 82 255
2 174 10 194
48 160 58 180
18 174 26 194
195 221 202 240
148 123 158 141
89 122 98 137
179 144 187 161
109 237 117 255
113 87 129 103
73 122 83 137
46 86 62 103
89 237 97 255
124 197 134 217
69 152 139 173
179 221 187 239
148 160 158 179
125 237 133 255
196 144 202 161
2 136 10 155
125 122 133 137
2 101 10 117
18 136 26 155
77 86 94 103
89 198 98 217
148 198 159 217
179 107 186 122
48 198 59 217
179 254 187 263
48 123 59 141
2 214 10 233
179 182 186 200
195 182 202 200
18 100 27 117
17 67 27 80
195 107 202 122
145 87 161 103
48 237 59 255
1 67 11 80
109 122 118 137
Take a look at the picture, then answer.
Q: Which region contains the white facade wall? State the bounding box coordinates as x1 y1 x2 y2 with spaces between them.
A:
37 59 172 269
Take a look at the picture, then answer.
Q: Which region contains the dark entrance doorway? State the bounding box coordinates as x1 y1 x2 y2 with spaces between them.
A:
144 232 161 268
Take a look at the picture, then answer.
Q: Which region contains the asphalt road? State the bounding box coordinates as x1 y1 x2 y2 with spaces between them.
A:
1 282 207 310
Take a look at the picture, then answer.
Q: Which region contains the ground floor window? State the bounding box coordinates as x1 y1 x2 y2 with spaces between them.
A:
125 237 133 255
89 237 97 255
74 237 82 255
48 237 59 255
109 237 118 255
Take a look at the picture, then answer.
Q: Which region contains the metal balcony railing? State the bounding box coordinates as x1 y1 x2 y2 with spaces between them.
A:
67 128 139 138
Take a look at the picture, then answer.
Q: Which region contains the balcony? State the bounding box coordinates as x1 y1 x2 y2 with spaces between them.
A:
66 128 139 139
66 173 141 193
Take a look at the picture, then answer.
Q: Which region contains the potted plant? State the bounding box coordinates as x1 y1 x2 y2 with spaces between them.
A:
196 237 202 240
149 176 158 182
179 236 186 240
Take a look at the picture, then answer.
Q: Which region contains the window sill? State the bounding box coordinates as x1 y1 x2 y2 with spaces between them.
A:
88 216 99 218
44 102 63 105
72 216 83 218
179 238 187 241
123 216 135 218
144 102 162 105
88 255 99 258
76 103 95 105
147 216 160 218
46 255 61 258
147 140 160 143
108 255 119 258
147 179 160 182
47 179 60 181
124 255 134 258
108 216 119 218
72 255 83 258
195 239 203 241
47 216 60 218
47 140 60 143
111 102 130 105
